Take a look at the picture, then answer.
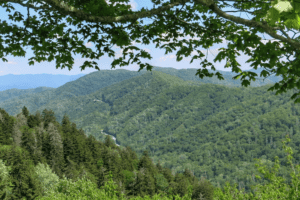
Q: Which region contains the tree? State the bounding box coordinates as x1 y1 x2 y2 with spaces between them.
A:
20 125 38 164
41 109 57 130
5 143 43 199
46 122 65 178
1 0 300 102
21 106 30 118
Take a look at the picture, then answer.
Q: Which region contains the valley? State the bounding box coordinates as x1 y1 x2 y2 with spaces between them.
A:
0 66 298 197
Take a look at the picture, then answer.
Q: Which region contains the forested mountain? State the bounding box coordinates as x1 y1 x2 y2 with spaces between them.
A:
0 66 280 105
0 66 298 199
0 106 214 199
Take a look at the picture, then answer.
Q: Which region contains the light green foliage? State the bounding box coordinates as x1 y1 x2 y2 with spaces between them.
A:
0 159 14 200
262 0 300 30
34 162 60 197
154 173 169 193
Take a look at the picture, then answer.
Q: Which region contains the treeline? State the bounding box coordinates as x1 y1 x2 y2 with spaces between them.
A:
0 106 214 200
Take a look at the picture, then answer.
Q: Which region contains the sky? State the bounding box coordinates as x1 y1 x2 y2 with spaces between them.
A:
0 0 297 75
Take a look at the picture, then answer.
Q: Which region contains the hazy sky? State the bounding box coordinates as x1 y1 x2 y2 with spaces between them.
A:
0 0 297 75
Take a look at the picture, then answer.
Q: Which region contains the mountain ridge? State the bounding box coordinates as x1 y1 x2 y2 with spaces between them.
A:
0 66 298 195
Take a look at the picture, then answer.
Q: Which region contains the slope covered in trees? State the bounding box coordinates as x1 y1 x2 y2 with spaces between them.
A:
0 106 215 199
0 69 299 196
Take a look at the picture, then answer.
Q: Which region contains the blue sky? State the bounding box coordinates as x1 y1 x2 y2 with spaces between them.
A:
0 0 296 75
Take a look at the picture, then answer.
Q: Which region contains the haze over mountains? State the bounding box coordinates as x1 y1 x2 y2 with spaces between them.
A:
0 66 282 92
0 65 297 194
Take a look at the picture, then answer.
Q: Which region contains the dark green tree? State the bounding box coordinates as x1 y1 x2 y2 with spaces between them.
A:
0 109 15 145
20 125 38 164
191 176 215 200
137 150 158 177
27 114 39 129
21 106 30 118
130 167 156 198
61 114 72 135
62 155 81 182
42 109 57 130
5 143 43 199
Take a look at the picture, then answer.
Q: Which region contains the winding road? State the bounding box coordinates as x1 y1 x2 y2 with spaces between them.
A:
100 129 120 146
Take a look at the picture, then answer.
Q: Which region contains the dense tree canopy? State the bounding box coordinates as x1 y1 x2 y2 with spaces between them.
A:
1 0 300 102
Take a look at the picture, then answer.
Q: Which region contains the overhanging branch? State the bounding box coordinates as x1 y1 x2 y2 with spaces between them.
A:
1 0 299 50
195 0 300 50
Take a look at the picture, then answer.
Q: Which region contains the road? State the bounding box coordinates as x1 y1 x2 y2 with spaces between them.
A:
100 129 120 146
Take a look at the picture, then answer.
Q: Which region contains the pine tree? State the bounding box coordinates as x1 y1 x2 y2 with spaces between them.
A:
27 114 40 129
0 109 15 145
20 125 38 164
11 113 27 147
61 114 72 135
131 167 156 198
22 106 30 118
42 109 57 130
62 155 81 182
46 122 65 178
32 122 48 166
137 150 158 179
173 173 190 198
5 143 43 199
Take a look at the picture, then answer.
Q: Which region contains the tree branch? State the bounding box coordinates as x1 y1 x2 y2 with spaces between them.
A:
195 0 300 50
2 0 299 50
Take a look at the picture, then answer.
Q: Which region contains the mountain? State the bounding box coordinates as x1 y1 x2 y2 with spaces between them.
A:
0 66 298 197
0 66 281 105
0 73 87 91
0 98 215 200
0 66 282 91
142 66 283 87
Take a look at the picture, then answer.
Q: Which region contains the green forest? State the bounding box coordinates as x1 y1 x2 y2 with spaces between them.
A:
0 67 300 199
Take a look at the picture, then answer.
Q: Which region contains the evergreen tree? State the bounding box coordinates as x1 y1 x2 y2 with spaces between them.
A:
34 110 43 125
161 165 174 184
156 160 164 173
41 129 51 162
5 143 43 199
0 159 14 200
61 114 72 135
0 109 15 145
42 109 56 130
137 150 158 180
61 136 76 177
32 122 48 166
22 106 30 118
104 134 116 149
62 155 81 182
46 122 65 178
34 162 60 197
12 113 27 147
183 168 198 186
101 146 117 180
172 173 191 199
27 114 39 129
86 134 103 184
191 176 215 200
131 167 156 198
20 125 38 164
154 172 169 196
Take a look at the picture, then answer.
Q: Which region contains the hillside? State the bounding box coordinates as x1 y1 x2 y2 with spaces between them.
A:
0 106 215 199
0 66 280 105
0 67 298 196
